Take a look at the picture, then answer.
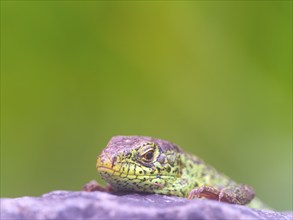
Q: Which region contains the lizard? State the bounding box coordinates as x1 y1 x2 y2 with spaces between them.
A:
84 135 269 209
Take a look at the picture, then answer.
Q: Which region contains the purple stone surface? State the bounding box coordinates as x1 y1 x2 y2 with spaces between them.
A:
1 191 292 220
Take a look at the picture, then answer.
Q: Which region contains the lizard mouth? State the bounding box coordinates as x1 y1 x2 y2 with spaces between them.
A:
96 155 133 177
96 166 118 175
97 163 144 177
96 153 175 179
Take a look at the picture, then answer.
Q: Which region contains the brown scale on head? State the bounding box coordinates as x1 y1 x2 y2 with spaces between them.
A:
100 136 182 158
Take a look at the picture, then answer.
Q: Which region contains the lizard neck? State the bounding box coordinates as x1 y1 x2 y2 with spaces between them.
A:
178 153 233 196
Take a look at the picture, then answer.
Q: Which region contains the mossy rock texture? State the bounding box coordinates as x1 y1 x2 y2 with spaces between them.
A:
1 191 292 220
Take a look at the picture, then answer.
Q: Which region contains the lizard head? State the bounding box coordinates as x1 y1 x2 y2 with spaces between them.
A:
96 136 183 193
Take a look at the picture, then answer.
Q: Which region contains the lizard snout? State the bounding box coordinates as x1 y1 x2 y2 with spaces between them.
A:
96 152 118 171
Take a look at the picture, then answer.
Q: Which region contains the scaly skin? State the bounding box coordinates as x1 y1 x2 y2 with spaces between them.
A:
91 136 269 209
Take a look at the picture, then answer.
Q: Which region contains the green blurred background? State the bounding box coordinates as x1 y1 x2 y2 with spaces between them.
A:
1 1 292 210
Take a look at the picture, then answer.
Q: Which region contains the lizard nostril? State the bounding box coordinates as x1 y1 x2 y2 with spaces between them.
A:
111 156 117 168
96 152 112 169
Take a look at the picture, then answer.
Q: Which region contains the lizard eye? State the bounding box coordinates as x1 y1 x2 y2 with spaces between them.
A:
142 150 154 162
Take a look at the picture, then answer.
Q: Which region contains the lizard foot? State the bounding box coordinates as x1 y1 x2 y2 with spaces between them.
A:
188 184 255 205
82 180 113 192
219 184 255 205
188 185 220 200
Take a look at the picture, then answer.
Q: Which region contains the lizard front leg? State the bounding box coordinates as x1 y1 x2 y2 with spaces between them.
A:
83 180 113 192
188 185 221 201
188 184 255 205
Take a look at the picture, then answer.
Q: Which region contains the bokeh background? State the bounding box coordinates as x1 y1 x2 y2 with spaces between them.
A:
1 1 292 210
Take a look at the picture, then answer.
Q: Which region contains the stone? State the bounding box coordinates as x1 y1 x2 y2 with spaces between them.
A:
1 191 292 220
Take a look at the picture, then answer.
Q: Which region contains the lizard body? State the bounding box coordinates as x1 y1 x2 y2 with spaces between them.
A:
92 136 269 209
